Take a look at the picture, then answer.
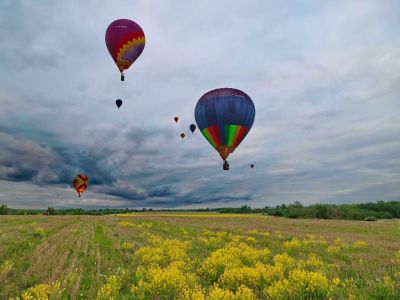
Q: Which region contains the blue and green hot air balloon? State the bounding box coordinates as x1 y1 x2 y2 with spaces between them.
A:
194 88 255 170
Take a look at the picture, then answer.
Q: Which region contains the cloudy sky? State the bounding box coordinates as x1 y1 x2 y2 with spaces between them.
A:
0 1 399 209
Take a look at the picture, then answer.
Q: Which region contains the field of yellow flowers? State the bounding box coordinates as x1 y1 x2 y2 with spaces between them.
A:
0 213 399 299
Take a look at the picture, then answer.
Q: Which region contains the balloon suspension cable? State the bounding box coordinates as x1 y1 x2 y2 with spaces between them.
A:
121 72 125 81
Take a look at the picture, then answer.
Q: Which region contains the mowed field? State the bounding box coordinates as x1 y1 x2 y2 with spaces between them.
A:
1 213 400 299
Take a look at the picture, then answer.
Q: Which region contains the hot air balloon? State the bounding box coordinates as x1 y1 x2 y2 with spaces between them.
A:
251 164 254 168
105 19 145 81
195 88 255 170
174 117 179 123
115 99 123 109
190 124 196 133
72 174 88 197
181 133 185 139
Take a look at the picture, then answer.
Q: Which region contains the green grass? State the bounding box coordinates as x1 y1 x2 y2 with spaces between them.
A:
95 225 112 248
0 214 399 299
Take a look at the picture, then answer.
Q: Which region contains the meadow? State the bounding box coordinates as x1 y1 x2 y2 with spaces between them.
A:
0 213 399 299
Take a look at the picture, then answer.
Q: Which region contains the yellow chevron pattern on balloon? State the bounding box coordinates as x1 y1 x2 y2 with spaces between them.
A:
116 36 145 67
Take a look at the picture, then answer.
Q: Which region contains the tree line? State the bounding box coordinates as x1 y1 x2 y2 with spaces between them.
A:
1 201 400 220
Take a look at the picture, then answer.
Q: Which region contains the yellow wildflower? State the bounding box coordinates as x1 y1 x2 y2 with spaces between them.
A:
332 277 341 286
201 243 270 282
208 285 257 300
131 263 199 299
283 238 301 252
97 275 122 300
33 227 45 237
382 276 395 292
248 229 259 235
265 269 329 299
21 281 63 300
353 240 368 249
246 237 256 243
1 260 14 275
121 241 135 250
219 263 283 291
305 254 323 269
273 253 296 272
326 246 341 256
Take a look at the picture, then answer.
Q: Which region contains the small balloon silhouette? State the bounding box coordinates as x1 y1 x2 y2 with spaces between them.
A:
181 133 185 139
190 124 196 133
115 99 122 109
174 117 179 123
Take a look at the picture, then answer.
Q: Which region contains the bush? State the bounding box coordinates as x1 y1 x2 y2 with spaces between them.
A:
364 216 377 222
287 212 299 219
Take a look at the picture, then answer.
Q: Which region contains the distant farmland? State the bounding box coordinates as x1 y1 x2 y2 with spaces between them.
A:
1 213 399 299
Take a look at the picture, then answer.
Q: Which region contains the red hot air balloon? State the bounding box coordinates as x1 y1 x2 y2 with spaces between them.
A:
72 174 89 197
105 19 145 81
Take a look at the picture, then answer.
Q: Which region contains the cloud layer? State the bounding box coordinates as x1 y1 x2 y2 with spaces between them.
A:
0 0 399 208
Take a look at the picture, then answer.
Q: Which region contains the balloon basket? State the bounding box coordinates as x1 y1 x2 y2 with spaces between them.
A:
223 160 230 170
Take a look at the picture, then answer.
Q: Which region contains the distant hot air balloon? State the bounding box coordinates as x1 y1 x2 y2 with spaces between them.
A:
251 164 254 169
195 88 255 170
190 124 196 133
105 19 145 81
115 99 123 109
181 133 185 139
72 174 88 197
174 117 179 123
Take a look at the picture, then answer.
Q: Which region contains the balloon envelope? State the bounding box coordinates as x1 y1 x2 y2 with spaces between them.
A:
195 88 255 160
174 117 179 123
116 99 123 108
105 19 145 75
190 124 196 133
181 133 185 139
251 164 254 168
72 174 88 197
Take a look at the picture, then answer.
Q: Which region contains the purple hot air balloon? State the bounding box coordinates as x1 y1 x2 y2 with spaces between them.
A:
105 19 145 81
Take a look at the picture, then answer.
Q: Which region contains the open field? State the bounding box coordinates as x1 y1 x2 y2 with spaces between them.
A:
1 213 400 299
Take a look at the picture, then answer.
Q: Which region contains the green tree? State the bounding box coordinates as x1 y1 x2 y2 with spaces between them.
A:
0 204 9 215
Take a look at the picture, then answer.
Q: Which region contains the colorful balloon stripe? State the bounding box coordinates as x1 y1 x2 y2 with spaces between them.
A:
225 124 239 146
203 124 248 149
114 32 145 59
234 126 248 147
116 37 145 71
202 128 217 148
208 125 222 147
